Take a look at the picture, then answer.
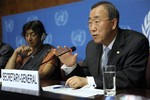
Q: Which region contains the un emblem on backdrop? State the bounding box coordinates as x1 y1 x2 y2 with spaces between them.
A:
120 25 131 30
5 19 14 32
142 10 150 47
71 29 86 46
16 36 25 47
55 10 68 26
27 15 38 22
43 33 52 44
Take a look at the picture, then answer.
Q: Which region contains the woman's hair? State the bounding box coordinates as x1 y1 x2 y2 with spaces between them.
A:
22 20 46 37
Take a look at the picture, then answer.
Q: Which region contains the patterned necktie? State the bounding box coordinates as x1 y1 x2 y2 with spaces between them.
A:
101 47 110 68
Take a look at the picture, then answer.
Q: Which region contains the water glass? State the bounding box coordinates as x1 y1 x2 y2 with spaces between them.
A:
103 65 116 96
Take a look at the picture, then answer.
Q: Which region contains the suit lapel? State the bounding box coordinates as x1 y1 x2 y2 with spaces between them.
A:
108 29 125 65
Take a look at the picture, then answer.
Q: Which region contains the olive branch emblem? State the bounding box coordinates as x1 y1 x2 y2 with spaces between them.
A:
142 11 150 47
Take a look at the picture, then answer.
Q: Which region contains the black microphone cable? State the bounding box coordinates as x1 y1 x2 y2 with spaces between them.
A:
40 46 76 66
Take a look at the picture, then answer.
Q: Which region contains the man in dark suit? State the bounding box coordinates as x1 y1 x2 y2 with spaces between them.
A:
54 1 149 89
0 41 14 74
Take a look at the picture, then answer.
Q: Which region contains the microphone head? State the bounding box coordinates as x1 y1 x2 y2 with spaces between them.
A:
70 46 76 52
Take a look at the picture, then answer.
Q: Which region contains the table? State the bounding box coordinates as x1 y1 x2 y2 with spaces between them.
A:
0 80 150 100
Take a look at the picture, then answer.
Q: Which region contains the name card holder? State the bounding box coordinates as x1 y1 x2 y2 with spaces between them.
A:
1 69 40 91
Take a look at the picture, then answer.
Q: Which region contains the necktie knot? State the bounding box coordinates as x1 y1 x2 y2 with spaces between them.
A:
104 47 110 55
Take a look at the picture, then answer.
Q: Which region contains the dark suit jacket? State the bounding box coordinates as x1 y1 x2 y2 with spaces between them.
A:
0 42 14 72
65 28 149 89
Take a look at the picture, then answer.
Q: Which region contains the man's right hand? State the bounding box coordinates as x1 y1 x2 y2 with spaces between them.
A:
53 46 77 67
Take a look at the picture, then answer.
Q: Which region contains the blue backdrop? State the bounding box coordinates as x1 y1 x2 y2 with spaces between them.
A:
2 0 150 62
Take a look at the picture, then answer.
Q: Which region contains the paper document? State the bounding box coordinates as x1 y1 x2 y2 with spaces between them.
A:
42 85 104 98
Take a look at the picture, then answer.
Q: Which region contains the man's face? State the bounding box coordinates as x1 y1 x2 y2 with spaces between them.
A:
88 5 115 45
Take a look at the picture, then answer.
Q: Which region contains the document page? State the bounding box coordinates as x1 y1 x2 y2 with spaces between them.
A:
42 85 104 98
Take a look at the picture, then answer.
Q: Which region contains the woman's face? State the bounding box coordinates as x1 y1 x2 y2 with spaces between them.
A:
24 29 41 48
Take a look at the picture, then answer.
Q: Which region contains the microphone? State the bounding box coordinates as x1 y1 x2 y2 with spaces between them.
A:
40 46 76 65
57 46 76 57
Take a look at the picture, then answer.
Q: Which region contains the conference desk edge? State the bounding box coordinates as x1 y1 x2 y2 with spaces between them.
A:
0 80 150 100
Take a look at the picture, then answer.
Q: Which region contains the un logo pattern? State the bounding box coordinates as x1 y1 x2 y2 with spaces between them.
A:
27 15 38 22
142 10 150 47
5 19 14 33
16 36 25 47
71 29 86 46
55 10 68 26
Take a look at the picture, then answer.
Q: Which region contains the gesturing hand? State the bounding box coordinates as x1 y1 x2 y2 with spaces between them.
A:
53 46 77 67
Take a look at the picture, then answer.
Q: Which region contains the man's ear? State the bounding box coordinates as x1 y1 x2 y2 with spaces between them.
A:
111 18 118 30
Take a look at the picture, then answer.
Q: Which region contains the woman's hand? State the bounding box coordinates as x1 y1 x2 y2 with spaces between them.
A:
15 45 32 56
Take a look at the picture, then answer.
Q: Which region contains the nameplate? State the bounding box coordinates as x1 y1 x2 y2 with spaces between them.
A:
1 69 40 91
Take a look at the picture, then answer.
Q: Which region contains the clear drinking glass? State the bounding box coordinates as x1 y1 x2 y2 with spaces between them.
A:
103 65 116 96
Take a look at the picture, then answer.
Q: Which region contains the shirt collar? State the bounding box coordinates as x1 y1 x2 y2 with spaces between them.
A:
103 36 117 51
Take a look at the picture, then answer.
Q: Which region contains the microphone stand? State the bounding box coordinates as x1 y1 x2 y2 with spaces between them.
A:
40 47 76 65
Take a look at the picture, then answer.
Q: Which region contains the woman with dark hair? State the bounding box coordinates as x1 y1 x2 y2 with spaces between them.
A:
5 20 61 80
